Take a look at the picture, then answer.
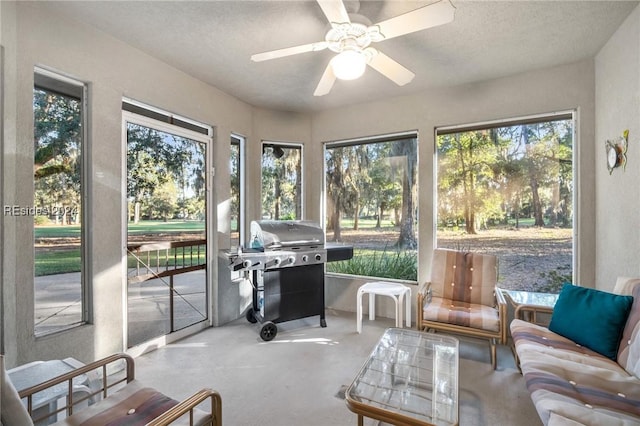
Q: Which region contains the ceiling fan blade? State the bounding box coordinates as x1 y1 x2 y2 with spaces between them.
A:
314 62 337 96
251 41 328 62
316 0 350 26
374 0 455 41
368 50 415 86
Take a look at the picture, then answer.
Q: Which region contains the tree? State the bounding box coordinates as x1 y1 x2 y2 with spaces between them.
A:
126 124 205 223
392 138 418 248
261 146 301 220
148 178 179 221
325 147 349 241
33 89 82 225
438 131 495 234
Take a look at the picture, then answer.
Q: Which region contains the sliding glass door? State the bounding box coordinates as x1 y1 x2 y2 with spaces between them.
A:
124 111 210 347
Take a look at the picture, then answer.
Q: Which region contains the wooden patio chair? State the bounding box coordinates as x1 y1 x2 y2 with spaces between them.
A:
1 353 221 425
417 248 507 369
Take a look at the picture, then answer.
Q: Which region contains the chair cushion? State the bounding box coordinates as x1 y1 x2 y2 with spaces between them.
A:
54 380 210 426
422 296 500 332
430 249 497 307
549 283 633 360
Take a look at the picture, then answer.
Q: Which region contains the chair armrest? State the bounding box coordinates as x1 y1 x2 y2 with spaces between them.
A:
146 388 222 426
494 286 508 344
495 286 507 307
417 282 432 299
18 353 135 418
416 282 433 330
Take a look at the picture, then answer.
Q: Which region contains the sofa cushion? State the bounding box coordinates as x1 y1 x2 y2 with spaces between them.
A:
423 296 500 332
512 319 640 425
549 284 633 360
614 279 640 379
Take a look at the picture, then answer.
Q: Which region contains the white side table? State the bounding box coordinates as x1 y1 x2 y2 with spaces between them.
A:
357 281 411 333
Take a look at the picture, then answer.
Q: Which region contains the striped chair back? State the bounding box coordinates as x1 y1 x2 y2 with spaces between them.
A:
429 248 498 307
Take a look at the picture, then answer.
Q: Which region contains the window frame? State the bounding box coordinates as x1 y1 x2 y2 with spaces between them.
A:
33 66 90 336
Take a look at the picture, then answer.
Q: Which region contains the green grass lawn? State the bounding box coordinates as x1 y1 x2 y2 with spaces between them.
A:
127 220 205 234
35 249 81 276
35 220 205 239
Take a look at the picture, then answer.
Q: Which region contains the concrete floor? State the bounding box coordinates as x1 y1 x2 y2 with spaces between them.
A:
133 309 541 426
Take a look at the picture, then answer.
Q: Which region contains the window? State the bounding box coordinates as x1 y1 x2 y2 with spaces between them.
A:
261 143 302 220
230 135 244 248
324 134 418 281
33 68 87 335
124 105 211 347
436 114 574 293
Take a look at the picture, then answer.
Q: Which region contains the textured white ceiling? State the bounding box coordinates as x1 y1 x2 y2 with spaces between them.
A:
42 0 638 112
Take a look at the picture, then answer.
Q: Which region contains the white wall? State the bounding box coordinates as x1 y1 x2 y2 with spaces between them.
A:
313 60 597 316
595 4 640 291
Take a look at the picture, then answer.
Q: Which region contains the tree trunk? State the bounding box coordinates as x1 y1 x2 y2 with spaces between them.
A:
332 203 342 242
353 194 360 230
376 203 383 228
394 139 418 249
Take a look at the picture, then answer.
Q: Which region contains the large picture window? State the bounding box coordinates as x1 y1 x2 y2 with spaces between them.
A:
324 134 418 281
33 68 88 335
261 143 302 220
436 115 574 293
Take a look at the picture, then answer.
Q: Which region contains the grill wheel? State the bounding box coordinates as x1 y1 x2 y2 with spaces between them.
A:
260 321 278 341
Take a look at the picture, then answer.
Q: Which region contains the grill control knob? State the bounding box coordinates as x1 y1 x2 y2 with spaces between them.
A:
302 255 309 262
273 258 281 266
287 256 296 265
242 260 252 269
315 254 322 261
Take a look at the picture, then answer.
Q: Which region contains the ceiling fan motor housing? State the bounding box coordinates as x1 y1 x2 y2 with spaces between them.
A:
325 22 383 54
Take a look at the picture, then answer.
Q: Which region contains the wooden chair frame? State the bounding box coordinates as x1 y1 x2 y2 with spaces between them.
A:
417 281 507 370
17 353 222 425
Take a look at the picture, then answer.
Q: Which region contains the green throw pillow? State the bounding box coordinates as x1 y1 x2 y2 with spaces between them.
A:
549 283 633 360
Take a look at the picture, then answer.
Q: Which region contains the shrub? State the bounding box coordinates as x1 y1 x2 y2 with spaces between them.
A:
538 265 572 293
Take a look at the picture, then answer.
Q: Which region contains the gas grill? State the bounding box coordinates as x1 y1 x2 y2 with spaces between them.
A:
226 220 352 341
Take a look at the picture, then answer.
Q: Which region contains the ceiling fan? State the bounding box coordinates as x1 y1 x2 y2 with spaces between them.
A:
251 0 456 96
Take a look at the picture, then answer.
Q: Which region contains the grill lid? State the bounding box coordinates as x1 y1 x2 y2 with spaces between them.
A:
249 220 324 250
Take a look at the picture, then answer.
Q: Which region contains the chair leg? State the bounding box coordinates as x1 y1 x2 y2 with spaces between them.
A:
369 292 376 321
405 288 411 328
356 290 363 333
490 338 497 370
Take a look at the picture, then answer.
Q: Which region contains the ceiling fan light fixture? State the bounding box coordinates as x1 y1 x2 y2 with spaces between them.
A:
331 50 366 80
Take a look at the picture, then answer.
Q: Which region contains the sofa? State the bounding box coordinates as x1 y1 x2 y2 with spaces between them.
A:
511 277 640 425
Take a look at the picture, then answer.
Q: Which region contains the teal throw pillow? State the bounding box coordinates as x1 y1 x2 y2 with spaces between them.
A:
549 283 633 360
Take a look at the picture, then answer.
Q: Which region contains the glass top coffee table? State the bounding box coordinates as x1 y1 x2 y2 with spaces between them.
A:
345 328 459 426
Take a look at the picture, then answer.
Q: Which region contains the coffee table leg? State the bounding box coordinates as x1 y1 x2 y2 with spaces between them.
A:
357 414 363 426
